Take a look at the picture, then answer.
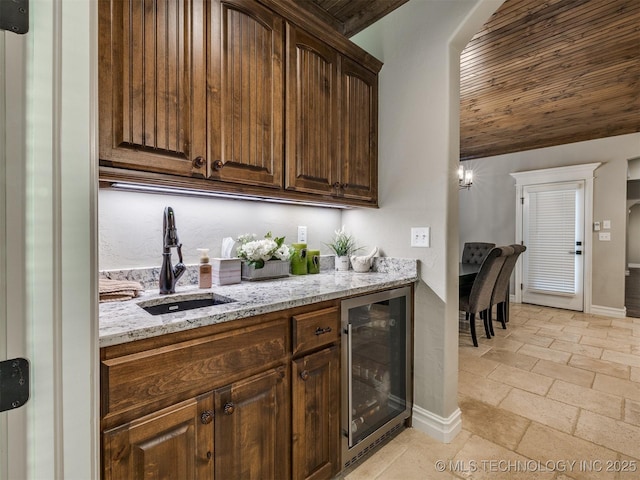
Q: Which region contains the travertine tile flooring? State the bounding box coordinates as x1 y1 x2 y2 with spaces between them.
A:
344 304 640 480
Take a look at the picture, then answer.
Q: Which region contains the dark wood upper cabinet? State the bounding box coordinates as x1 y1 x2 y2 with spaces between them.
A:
340 57 378 203
285 24 339 196
209 0 284 188
99 0 207 177
99 0 381 207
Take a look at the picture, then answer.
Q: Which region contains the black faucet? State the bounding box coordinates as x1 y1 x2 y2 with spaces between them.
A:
159 207 186 294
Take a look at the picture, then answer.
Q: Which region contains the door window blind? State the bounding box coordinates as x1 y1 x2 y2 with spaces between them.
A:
526 188 577 294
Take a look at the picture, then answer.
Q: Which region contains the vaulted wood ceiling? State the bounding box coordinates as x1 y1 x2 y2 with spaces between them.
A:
292 0 409 37
460 0 640 160
296 0 639 162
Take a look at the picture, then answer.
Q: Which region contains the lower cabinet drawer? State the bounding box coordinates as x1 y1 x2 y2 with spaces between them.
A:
101 319 287 419
292 306 339 357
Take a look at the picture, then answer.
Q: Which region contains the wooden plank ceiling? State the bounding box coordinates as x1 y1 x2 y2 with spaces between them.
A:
292 0 409 37
460 0 640 161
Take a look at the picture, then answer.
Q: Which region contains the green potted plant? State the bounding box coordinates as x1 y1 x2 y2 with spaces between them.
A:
326 226 360 271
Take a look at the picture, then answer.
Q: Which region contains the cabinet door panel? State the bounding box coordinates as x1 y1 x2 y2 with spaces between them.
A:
209 0 284 188
292 346 340 480
286 25 339 196
103 394 213 480
340 57 378 203
99 0 207 177
214 366 290 480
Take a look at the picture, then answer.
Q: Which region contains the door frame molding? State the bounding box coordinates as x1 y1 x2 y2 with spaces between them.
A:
511 163 601 313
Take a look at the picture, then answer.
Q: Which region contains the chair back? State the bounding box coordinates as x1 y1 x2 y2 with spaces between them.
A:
491 244 527 305
461 242 496 265
468 246 514 313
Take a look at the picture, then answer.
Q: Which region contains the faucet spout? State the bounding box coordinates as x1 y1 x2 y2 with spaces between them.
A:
160 207 186 294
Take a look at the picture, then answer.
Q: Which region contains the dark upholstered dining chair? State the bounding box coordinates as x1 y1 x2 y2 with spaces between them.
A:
489 244 527 334
459 246 514 347
461 242 496 265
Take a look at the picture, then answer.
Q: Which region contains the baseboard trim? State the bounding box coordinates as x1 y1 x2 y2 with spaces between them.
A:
411 404 461 443
590 304 627 318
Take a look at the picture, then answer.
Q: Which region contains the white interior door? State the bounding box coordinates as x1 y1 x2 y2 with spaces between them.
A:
522 181 585 310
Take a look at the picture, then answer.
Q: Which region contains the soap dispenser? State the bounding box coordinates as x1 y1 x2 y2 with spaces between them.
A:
198 248 212 289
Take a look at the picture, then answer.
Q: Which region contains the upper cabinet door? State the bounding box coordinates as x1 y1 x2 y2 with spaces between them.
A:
99 0 207 177
285 24 339 196
340 57 378 204
208 0 284 188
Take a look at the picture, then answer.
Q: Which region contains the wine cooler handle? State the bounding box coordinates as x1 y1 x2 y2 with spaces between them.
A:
347 322 353 448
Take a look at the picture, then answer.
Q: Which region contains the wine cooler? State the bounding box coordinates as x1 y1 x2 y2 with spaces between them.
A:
341 286 412 468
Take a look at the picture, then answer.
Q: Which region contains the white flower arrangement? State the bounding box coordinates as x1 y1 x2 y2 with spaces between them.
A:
236 232 291 268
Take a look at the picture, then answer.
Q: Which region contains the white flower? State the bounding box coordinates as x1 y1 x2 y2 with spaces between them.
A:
236 232 290 268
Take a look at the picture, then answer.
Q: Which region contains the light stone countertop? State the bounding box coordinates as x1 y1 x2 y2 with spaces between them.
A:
99 258 418 347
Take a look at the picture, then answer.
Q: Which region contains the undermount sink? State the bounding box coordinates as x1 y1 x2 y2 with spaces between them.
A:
138 293 236 316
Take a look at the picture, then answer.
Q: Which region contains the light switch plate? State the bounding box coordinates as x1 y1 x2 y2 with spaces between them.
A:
603 220 611 229
593 221 601 231
599 232 611 241
411 227 430 247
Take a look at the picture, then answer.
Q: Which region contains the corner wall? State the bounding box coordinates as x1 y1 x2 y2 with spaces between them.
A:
348 0 503 439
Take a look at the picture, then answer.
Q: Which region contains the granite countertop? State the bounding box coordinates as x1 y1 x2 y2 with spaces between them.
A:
99 258 418 347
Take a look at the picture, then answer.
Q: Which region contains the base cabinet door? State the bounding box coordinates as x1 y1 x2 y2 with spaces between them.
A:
214 365 290 480
292 345 341 480
103 394 214 480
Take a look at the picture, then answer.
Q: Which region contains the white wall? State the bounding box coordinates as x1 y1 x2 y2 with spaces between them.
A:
99 190 342 270
349 0 503 438
459 133 640 311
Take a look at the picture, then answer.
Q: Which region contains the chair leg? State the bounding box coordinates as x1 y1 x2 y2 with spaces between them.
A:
498 302 507 329
488 306 495 336
480 310 492 339
469 313 478 347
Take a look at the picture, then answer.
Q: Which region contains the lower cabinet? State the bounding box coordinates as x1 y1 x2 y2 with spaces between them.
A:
101 302 341 480
214 366 290 479
103 393 214 479
292 345 340 480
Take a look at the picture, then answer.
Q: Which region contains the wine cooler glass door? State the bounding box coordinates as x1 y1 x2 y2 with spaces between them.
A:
345 288 409 449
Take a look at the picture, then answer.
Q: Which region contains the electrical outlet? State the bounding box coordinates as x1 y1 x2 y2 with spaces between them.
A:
411 227 430 247
297 226 307 243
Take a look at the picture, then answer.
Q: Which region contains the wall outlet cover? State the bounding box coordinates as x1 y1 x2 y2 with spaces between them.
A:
598 232 611 241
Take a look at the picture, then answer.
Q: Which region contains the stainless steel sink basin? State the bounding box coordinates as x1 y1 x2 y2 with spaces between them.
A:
138 293 236 316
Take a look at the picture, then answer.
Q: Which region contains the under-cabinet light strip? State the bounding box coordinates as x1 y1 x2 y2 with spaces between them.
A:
108 182 349 209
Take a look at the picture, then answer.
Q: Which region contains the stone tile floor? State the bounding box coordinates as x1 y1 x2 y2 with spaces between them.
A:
343 304 640 479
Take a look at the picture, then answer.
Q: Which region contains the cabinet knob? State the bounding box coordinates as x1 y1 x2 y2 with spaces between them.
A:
192 156 205 168
223 402 235 415
333 182 341 189
300 370 309 381
213 160 224 170
200 410 214 424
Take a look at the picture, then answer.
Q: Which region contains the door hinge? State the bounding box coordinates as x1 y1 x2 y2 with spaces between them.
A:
520 197 524 205
520 283 523 290
0 358 30 412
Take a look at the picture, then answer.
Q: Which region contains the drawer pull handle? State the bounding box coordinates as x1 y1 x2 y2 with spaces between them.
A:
200 410 214 424
223 402 235 415
213 160 224 170
300 370 309 381
315 326 332 336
